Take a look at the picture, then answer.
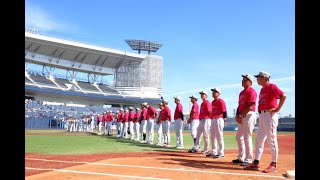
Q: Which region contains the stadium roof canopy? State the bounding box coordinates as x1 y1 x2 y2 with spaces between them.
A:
25 32 147 75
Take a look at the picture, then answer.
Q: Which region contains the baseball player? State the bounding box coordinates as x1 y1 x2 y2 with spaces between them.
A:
156 102 164 146
173 96 184 149
162 100 171 147
116 109 124 137
233 74 257 166
207 88 227 158
187 95 200 148
121 109 129 138
90 114 94 133
102 112 107 135
128 107 135 140
244 71 286 173
133 107 141 141
188 90 212 154
145 103 157 144
140 103 148 143
97 113 103 135
106 111 114 136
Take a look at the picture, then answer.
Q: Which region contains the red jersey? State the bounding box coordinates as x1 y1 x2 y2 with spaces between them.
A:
116 113 122 122
133 111 141 123
106 114 112 122
211 98 227 118
174 103 183 120
102 114 107 122
160 106 171 121
190 102 199 120
238 86 257 112
258 83 284 111
128 111 135 121
123 112 129 122
97 115 102 122
141 108 147 120
199 100 212 119
146 106 157 119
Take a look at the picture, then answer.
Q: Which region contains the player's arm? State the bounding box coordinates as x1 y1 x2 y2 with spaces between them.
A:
235 107 242 124
240 102 255 117
273 93 287 113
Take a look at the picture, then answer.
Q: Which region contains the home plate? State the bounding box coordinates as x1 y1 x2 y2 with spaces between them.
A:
286 170 295 179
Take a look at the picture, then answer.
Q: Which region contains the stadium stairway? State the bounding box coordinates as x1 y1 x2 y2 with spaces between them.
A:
71 79 86 94
25 71 41 88
92 82 106 95
48 75 64 90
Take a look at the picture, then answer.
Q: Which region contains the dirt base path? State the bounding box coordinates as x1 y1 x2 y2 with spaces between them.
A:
26 134 295 180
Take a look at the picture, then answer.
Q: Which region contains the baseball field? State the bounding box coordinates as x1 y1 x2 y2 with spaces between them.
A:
25 130 295 179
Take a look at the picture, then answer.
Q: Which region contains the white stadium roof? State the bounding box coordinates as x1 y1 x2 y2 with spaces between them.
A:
25 32 147 75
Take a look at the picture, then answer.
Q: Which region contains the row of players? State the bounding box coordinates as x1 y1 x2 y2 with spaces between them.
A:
65 71 286 173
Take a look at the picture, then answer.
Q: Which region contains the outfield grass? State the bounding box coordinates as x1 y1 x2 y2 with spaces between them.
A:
25 130 293 155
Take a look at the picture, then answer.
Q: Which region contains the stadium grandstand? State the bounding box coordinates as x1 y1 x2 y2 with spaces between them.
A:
25 30 163 129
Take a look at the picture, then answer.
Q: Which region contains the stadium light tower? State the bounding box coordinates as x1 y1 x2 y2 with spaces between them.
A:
125 39 163 54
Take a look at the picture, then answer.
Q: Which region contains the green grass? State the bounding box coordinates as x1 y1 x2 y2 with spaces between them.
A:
25 130 296 155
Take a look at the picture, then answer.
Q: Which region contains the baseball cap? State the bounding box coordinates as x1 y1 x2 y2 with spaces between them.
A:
189 95 198 100
136 107 140 111
241 74 253 82
173 96 181 101
120 108 124 111
211 88 221 94
199 90 208 95
141 102 148 106
129 107 133 110
254 71 271 78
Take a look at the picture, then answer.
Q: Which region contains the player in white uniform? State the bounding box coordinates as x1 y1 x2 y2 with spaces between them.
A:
207 88 227 158
145 103 157 145
128 107 135 140
133 108 141 141
155 103 164 146
187 95 200 149
233 74 257 166
161 100 171 147
173 96 184 149
140 103 148 143
189 90 212 154
244 71 286 173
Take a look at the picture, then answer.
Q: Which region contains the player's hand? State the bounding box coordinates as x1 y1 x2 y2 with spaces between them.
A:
187 118 191 124
235 116 242 124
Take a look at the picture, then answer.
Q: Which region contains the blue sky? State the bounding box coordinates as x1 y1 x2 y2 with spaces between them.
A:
25 0 295 117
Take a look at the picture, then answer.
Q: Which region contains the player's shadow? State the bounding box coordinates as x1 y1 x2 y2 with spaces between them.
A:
156 156 244 171
104 135 178 151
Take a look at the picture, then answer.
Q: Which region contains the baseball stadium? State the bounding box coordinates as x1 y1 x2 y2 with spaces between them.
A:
25 31 295 179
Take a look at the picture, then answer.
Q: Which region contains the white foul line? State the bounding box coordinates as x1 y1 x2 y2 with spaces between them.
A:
26 167 171 180
26 158 286 179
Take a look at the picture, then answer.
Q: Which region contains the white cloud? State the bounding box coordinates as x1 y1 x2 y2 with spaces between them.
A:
165 75 295 97
25 2 76 33
272 75 295 83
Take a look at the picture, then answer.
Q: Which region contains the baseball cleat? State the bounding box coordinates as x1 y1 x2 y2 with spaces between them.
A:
200 150 209 155
232 159 243 163
244 163 260 171
263 163 277 173
212 155 224 158
240 162 251 166
188 148 200 153
206 153 214 157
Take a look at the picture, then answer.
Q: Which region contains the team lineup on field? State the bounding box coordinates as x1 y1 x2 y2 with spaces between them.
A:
59 71 286 174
